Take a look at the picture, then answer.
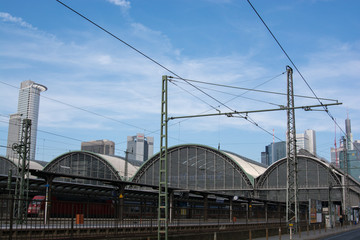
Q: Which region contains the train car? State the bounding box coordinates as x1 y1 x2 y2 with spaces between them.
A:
27 195 115 218
27 195 46 217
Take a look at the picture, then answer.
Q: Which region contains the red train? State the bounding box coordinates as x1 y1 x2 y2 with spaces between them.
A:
27 195 115 218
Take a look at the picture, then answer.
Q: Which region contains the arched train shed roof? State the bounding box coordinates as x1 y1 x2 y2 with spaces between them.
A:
0 156 17 176
223 151 267 182
44 151 138 184
255 154 343 202
132 144 265 197
0 156 44 177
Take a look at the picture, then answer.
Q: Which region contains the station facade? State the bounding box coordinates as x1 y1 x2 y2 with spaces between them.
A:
1 143 360 215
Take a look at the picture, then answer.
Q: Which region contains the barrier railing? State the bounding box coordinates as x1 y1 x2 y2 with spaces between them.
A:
0 196 341 239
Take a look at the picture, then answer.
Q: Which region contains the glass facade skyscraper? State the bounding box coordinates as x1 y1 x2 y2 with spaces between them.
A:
261 141 286 166
6 80 47 161
126 133 154 162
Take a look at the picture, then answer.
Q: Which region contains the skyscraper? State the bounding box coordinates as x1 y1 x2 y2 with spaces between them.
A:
345 116 354 150
126 133 154 162
261 141 286 166
304 129 316 156
6 80 47 161
296 129 316 156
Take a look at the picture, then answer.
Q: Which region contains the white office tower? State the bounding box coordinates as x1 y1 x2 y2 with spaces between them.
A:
296 129 316 156
304 129 316 156
127 133 154 162
6 80 47 161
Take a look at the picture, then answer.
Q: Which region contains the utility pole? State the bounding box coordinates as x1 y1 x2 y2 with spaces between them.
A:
12 118 31 223
158 75 169 240
161 70 341 239
286 66 299 233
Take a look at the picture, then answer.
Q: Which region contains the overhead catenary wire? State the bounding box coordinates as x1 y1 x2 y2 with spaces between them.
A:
55 0 285 144
0 81 187 146
171 75 285 108
0 80 149 133
55 0 222 113
246 0 359 154
171 72 286 108
197 85 283 107
233 115 283 142
169 76 338 103
0 119 82 144
247 0 323 103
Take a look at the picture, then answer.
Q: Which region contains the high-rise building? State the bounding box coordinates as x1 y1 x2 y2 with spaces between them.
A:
354 140 360 154
305 129 316 155
6 80 47 161
331 117 358 165
296 129 316 156
333 116 360 180
261 141 286 166
6 114 22 160
81 140 115 155
127 133 154 162
345 116 354 150
330 146 343 166
339 150 360 181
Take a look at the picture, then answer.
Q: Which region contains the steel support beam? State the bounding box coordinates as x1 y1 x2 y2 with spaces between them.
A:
158 75 169 240
286 66 299 230
12 118 32 224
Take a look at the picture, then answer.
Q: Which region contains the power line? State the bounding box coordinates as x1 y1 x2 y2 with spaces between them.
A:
0 119 82 143
0 80 149 133
169 80 219 111
0 81 186 150
171 72 287 107
171 77 284 107
55 0 220 113
198 85 283 107
247 0 324 106
246 0 352 148
55 0 285 145
170 76 338 102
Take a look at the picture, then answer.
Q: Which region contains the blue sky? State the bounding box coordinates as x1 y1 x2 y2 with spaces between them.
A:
0 0 359 163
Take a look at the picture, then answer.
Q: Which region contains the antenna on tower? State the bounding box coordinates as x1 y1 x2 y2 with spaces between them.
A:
334 119 338 167
273 129 275 144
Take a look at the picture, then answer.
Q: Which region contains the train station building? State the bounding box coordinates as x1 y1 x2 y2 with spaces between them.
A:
1 143 360 217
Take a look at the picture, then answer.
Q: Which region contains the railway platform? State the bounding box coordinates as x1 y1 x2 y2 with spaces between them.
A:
252 223 360 240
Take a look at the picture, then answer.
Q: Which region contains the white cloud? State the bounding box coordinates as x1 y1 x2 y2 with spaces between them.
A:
0 12 37 30
107 0 131 9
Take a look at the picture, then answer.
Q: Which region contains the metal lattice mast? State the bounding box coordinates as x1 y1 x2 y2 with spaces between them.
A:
12 118 32 223
341 136 349 221
158 75 168 240
286 66 299 228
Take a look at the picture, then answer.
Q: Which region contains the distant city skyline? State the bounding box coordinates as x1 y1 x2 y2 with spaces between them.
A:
261 129 318 166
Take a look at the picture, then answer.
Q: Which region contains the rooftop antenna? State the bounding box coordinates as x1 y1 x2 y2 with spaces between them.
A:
334 119 338 167
273 129 275 144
